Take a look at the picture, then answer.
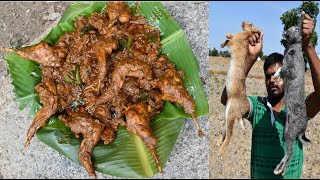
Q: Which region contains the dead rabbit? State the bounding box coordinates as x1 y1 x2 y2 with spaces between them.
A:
217 21 262 155
273 11 311 176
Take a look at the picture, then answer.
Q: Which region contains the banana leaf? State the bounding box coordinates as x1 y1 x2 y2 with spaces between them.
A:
4 1 208 178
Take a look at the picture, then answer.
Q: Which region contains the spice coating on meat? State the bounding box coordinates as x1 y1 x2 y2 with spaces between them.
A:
59 108 104 178
25 78 58 147
14 42 67 67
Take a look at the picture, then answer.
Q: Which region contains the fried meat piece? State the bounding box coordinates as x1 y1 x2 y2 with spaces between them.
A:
93 105 118 145
14 42 67 67
146 90 164 117
125 103 161 172
107 2 131 23
101 126 116 145
59 108 105 178
87 12 109 32
93 105 120 145
152 55 175 78
93 37 118 81
87 59 152 110
112 59 152 87
79 38 117 94
25 78 58 147
154 69 204 137
122 77 140 96
57 83 82 111
110 91 128 123
128 25 161 63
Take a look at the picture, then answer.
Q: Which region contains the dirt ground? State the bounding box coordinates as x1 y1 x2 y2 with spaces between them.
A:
209 56 320 178
0 1 70 78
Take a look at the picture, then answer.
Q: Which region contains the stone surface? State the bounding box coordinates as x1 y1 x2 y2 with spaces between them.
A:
0 1 209 179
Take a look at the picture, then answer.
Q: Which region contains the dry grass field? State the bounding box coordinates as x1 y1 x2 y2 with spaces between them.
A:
209 56 320 178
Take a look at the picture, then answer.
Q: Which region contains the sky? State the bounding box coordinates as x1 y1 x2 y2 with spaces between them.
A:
209 1 320 56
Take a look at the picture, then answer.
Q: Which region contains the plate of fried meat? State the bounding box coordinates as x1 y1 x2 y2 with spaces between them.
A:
2 1 208 178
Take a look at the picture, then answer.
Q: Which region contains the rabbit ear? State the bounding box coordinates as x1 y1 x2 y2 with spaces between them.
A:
221 39 230 48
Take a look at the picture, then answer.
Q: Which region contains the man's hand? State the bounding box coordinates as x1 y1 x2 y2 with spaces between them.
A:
302 12 314 48
248 32 263 62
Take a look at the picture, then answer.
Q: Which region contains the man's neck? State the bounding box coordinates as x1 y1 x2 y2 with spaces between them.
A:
267 96 284 112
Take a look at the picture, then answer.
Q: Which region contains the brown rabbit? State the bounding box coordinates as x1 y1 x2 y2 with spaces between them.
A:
217 21 262 155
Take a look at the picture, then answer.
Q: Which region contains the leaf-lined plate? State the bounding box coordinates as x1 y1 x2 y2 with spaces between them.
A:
4 1 208 178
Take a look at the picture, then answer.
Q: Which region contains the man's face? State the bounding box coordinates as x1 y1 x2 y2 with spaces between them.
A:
265 62 284 99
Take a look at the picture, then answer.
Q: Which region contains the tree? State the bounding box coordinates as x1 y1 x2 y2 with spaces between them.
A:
258 50 267 61
211 47 219 56
280 1 318 46
208 47 230 57
209 47 219 56
280 1 319 69
219 50 231 58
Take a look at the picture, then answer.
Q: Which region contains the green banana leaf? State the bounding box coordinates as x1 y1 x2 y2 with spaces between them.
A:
4 1 208 178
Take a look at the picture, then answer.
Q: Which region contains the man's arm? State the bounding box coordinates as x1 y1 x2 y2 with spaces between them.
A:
304 41 320 118
303 13 320 118
220 32 263 117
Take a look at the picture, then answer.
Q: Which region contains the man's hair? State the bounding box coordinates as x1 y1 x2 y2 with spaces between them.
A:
263 53 284 72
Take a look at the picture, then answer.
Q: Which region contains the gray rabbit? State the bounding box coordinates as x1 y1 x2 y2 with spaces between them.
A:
273 11 311 175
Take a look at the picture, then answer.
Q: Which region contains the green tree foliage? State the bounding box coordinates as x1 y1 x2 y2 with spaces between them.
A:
280 1 319 46
280 8 300 32
209 47 219 56
212 47 219 56
219 50 231 57
259 50 267 61
280 1 319 69
209 48 230 57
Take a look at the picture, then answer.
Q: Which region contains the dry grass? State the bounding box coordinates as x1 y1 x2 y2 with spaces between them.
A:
209 56 320 178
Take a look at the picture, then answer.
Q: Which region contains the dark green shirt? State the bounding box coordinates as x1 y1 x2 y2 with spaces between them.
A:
247 96 304 179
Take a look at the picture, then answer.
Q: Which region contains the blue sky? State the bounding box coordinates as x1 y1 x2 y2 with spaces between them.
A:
209 1 320 56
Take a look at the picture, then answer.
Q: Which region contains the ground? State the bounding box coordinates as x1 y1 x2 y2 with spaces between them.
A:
209 56 320 178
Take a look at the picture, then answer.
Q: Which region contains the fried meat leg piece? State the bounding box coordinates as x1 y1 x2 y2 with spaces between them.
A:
125 103 162 172
86 59 152 111
59 108 105 178
112 59 153 89
25 78 58 147
5 42 67 67
80 38 118 98
93 104 122 145
154 69 204 137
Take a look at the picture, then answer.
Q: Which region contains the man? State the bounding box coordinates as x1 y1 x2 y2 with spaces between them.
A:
220 13 320 179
